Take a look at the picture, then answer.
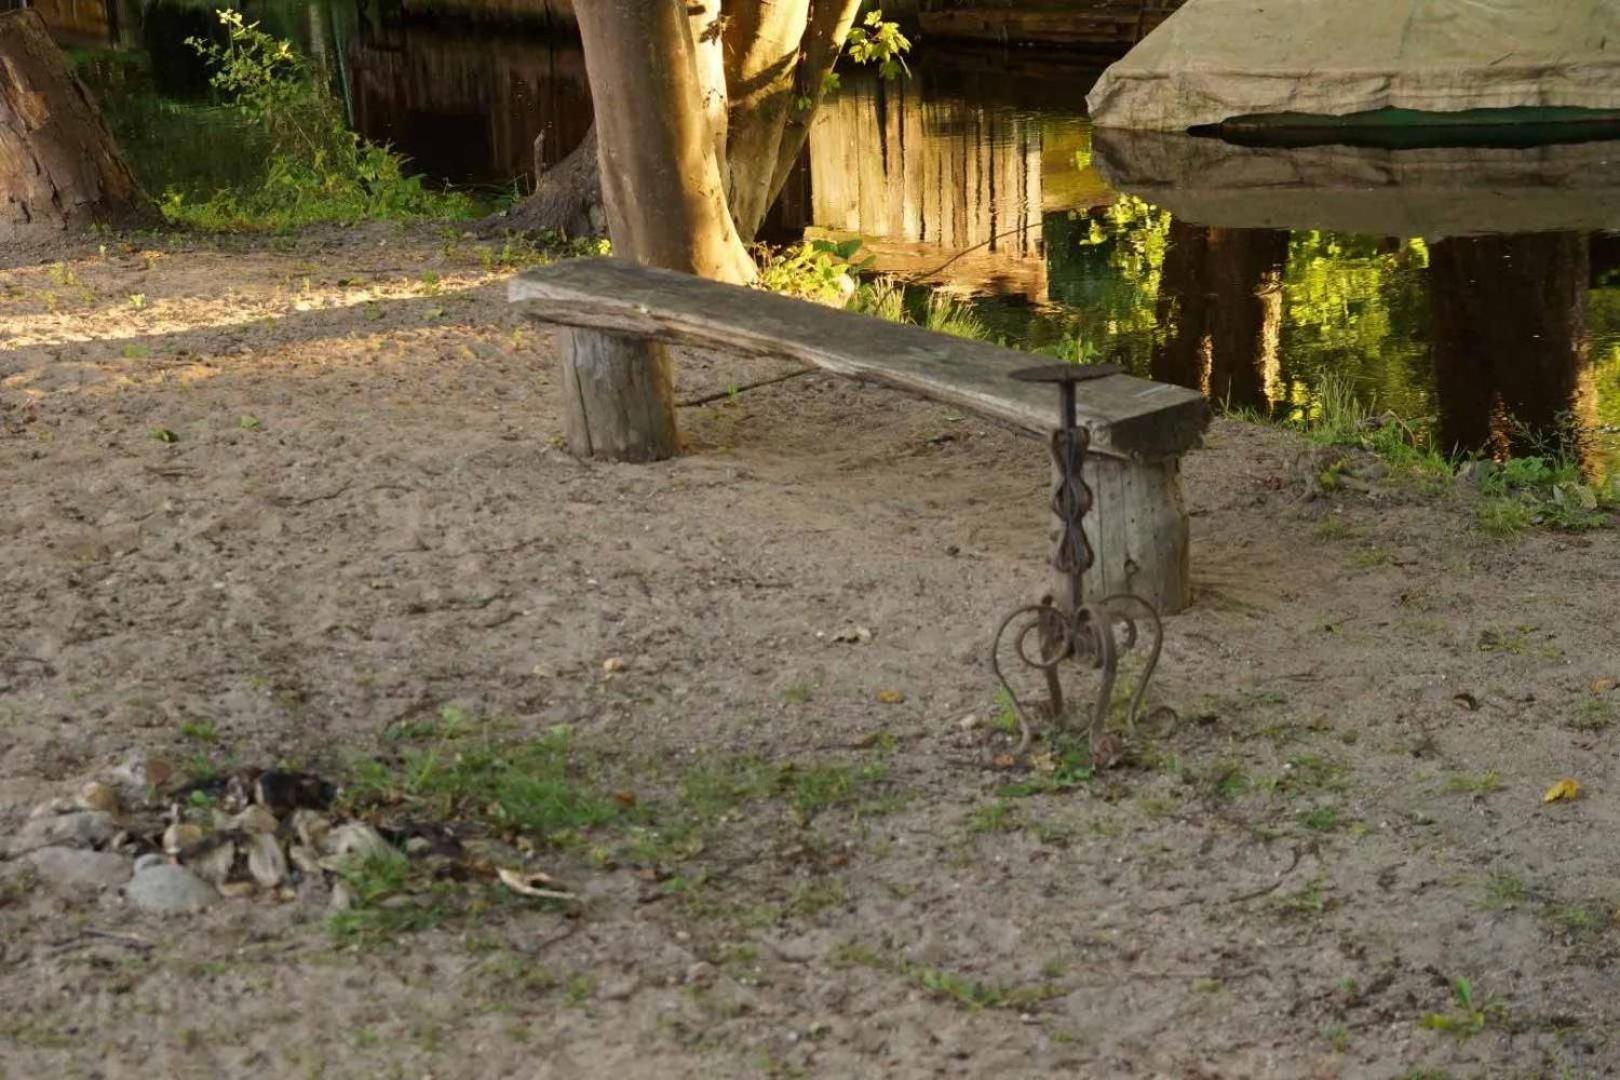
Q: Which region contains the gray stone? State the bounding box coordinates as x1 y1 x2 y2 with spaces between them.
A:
28 846 132 894
74 781 121 814
108 750 174 803
125 864 219 915
10 811 117 854
245 833 288 888
133 854 166 874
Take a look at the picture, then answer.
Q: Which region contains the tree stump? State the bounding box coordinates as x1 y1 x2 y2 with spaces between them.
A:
559 328 679 462
0 10 150 242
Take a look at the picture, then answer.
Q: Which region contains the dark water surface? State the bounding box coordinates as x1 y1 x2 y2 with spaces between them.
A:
41 0 1620 474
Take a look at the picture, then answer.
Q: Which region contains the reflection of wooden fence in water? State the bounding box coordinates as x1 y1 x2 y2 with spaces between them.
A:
807 83 1047 300
345 34 590 185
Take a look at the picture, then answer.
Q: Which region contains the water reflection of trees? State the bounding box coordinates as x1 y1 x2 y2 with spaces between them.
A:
1430 233 1594 461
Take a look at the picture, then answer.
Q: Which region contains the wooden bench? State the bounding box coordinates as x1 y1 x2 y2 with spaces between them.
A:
510 259 1208 613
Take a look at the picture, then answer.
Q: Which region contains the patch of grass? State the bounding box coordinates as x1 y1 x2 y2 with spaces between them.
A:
1299 805 1346 832
347 719 622 846
1443 770 1503 796
179 719 218 743
785 877 848 917
326 849 454 949
780 760 892 818
965 799 1023 834
1271 753 1351 797
1201 759 1254 800
830 942 1063 1012
1273 875 1334 919
781 682 814 705
562 972 596 1006
1349 546 1393 569
910 965 1063 1011
1570 695 1616 732
1479 871 1530 911
921 291 987 340
1543 899 1617 943
848 275 908 323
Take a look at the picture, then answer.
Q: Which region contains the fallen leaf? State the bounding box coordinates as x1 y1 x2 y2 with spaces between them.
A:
1592 678 1618 694
602 657 626 674
875 689 904 704
496 866 577 901
990 753 1017 769
1543 778 1580 803
832 625 872 644
1030 751 1057 774
611 789 638 809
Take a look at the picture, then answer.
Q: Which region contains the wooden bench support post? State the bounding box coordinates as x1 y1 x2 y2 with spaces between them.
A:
560 328 678 463
1077 455 1190 614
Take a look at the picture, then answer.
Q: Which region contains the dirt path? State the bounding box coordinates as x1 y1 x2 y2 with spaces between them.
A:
1 224 1617 1079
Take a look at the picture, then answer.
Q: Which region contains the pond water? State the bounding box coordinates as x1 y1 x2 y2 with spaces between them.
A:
40 0 1620 473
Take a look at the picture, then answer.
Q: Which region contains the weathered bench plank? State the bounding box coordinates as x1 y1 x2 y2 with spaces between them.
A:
509 259 1206 462
510 258 1208 613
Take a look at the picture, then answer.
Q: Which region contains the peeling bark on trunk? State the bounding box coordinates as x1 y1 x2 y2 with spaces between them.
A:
0 9 150 242
488 126 602 238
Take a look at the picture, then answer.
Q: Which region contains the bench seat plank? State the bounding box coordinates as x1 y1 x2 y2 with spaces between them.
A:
510 259 1207 461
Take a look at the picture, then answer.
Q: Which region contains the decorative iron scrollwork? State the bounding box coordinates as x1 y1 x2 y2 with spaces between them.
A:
991 364 1163 765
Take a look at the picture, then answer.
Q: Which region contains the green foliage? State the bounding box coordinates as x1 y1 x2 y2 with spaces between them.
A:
1419 976 1493 1039
348 714 621 845
1471 450 1615 534
129 11 476 231
922 291 987 339
845 11 912 81
756 237 871 304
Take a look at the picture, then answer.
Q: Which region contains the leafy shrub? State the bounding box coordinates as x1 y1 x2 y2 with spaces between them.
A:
148 10 476 231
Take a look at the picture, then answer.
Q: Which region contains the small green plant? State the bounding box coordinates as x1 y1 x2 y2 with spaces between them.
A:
127 293 147 309
781 682 814 705
1479 870 1530 911
1419 976 1491 1039
965 799 1022 834
1443 770 1503 796
922 291 987 340
849 275 908 323
179 719 218 743
1571 695 1616 732
327 849 452 948
1274 875 1333 919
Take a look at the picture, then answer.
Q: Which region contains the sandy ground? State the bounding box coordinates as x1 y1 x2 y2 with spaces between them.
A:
1 223 1618 1079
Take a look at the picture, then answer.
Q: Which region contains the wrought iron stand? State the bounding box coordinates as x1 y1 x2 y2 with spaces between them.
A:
991 364 1164 764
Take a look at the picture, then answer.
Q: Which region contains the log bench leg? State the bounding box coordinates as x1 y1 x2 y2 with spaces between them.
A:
560 328 678 462
1077 454 1191 615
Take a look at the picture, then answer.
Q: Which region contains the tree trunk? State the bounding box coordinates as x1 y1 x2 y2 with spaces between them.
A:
490 126 603 238
722 0 811 239
575 0 754 284
561 0 757 462
0 10 149 242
